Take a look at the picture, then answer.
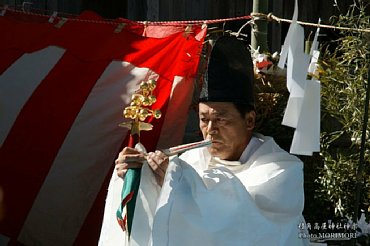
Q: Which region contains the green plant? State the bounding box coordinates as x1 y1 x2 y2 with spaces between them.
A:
316 0 370 221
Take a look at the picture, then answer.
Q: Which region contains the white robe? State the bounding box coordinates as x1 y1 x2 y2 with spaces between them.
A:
99 135 309 246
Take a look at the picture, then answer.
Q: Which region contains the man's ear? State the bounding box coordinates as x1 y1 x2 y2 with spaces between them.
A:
244 111 256 130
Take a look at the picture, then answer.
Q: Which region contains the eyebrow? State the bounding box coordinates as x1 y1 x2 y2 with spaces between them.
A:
199 110 228 117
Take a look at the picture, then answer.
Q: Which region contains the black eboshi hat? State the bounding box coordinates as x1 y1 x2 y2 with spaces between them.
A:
199 36 255 108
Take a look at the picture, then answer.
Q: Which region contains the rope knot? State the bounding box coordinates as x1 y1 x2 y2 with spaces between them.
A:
267 13 274 22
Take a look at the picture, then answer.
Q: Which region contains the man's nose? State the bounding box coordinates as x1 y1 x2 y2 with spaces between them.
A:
207 120 217 135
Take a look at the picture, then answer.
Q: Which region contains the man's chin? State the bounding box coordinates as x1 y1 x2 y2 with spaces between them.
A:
208 146 224 158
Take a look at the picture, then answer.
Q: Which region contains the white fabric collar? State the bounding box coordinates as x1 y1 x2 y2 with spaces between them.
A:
210 135 263 167
239 136 263 163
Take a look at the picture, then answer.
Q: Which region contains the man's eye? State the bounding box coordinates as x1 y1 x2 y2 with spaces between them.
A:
200 118 209 122
216 118 229 125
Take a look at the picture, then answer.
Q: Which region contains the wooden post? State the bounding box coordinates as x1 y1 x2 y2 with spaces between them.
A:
146 0 159 21
352 67 370 246
127 0 148 20
47 0 58 12
251 0 269 52
271 0 283 53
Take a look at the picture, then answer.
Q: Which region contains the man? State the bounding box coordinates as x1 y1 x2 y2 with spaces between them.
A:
115 36 308 245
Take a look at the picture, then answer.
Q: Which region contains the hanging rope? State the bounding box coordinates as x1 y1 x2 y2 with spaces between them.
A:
1 4 370 33
264 12 370 33
0 5 251 26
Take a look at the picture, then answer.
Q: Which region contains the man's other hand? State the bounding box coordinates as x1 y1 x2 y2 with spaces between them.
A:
115 147 146 178
147 150 169 186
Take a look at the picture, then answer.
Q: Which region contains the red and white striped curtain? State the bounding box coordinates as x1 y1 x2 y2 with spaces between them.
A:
0 9 206 245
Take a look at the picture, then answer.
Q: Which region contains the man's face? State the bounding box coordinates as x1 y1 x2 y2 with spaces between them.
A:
198 102 255 161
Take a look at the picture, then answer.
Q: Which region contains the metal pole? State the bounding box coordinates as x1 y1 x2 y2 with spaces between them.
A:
251 0 269 52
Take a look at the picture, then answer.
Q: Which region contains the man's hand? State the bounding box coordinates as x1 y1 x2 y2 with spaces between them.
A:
115 147 146 178
146 150 169 187
115 148 169 186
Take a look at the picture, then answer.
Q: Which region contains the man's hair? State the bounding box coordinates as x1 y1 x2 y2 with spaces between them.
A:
233 103 255 118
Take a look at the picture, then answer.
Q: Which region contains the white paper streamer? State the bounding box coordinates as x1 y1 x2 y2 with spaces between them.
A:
310 18 321 56
279 0 321 156
289 79 321 155
277 0 299 69
282 24 310 128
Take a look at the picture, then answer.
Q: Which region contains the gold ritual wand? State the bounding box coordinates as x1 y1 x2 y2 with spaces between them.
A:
117 79 161 235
